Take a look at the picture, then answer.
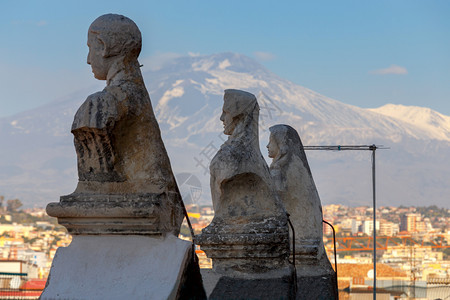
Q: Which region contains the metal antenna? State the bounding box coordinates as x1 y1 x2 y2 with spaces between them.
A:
303 144 388 300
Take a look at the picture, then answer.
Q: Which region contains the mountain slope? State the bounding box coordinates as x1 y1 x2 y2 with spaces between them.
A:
369 104 450 141
0 53 449 208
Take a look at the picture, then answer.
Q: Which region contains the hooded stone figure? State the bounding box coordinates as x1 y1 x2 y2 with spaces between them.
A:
209 90 286 222
268 124 334 276
196 90 290 276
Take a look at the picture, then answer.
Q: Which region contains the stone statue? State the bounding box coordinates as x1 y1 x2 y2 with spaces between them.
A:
196 90 293 296
42 14 206 299
74 14 176 195
46 14 184 236
209 90 287 226
268 124 334 276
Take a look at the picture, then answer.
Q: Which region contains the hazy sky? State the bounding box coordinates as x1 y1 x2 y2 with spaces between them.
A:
1 0 449 118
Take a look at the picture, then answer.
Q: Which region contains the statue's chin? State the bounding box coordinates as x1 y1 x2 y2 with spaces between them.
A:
93 72 106 80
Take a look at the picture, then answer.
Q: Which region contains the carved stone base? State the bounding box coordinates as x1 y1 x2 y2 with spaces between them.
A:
46 192 183 235
41 235 206 300
195 217 290 275
196 233 290 275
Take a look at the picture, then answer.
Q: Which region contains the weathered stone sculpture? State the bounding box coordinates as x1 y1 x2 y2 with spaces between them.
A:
46 14 184 235
268 124 337 299
195 90 295 299
42 14 205 299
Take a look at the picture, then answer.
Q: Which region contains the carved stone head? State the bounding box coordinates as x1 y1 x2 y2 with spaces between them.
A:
87 14 142 80
220 89 258 135
268 124 302 161
267 133 279 158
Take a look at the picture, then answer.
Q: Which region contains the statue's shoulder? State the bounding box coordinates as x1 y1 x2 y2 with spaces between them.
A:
71 89 119 131
111 80 151 115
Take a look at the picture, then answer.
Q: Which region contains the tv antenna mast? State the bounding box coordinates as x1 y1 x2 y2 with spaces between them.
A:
303 144 389 300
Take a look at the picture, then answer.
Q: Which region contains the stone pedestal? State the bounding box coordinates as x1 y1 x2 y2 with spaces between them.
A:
195 217 290 275
195 201 296 299
41 235 205 300
46 192 182 235
196 219 296 299
43 193 205 299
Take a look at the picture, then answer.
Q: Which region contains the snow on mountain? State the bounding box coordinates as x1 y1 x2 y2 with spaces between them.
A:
0 53 449 209
147 53 445 147
369 104 450 141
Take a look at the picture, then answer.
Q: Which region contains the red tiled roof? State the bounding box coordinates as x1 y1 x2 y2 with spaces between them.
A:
337 264 407 278
21 279 47 290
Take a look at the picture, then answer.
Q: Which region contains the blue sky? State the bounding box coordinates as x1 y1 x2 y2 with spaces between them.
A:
1 0 449 117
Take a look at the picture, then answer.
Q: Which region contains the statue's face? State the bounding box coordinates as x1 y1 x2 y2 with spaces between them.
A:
87 32 110 80
267 134 279 158
220 108 235 135
220 95 238 135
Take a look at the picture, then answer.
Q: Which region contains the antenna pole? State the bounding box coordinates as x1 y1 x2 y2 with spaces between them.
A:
303 144 387 299
371 144 377 300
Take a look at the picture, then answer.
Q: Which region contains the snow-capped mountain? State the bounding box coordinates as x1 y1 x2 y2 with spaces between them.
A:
0 53 449 208
369 104 450 141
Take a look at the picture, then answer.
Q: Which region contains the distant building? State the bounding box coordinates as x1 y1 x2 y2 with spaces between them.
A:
0 224 34 236
351 219 362 235
17 249 48 269
0 260 39 278
400 213 426 233
362 220 379 236
379 220 399 236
